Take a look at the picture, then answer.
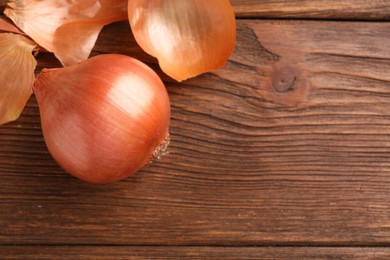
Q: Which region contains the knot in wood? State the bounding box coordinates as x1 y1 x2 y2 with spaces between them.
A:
271 65 299 93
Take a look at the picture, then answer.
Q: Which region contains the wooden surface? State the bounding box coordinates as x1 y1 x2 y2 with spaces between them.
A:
1 1 390 259
2 247 390 260
231 0 390 19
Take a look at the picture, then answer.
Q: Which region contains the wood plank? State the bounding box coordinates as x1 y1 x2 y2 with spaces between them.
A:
1 20 390 245
231 0 390 19
1 1 389 20
1 246 390 260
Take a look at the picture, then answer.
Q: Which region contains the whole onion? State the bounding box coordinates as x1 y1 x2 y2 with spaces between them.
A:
33 54 171 183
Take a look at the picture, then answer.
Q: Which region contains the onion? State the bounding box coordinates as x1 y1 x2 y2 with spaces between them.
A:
33 54 171 183
128 0 236 82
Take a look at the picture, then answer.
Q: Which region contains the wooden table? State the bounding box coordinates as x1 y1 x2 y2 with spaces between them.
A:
1 1 390 259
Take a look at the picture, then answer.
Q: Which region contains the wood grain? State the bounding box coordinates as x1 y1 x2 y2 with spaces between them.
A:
1 20 389 247
231 0 390 19
2 246 390 260
1 1 389 19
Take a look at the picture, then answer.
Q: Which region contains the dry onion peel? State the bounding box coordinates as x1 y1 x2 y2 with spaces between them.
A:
4 0 128 66
128 0 236 82
0 33 37 125
0 16 24 34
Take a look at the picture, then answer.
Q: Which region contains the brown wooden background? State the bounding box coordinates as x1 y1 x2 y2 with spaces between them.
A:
1 1 390 259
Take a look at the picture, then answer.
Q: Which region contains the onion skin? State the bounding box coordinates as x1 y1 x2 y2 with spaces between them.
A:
5 0 128 66
0 16 24 34
128 0 236 82
0 33 36 125
33 54 170 183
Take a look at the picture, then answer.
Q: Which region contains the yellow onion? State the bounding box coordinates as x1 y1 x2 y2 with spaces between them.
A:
0 32 37 124
33 54 171 183
128 0 236 81
4 0 128 66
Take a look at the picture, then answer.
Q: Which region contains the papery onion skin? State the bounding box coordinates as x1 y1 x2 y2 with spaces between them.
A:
128 0 236 82
5 0 128 66
0 33 37 125
0 16 24 34
33 54 171 183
